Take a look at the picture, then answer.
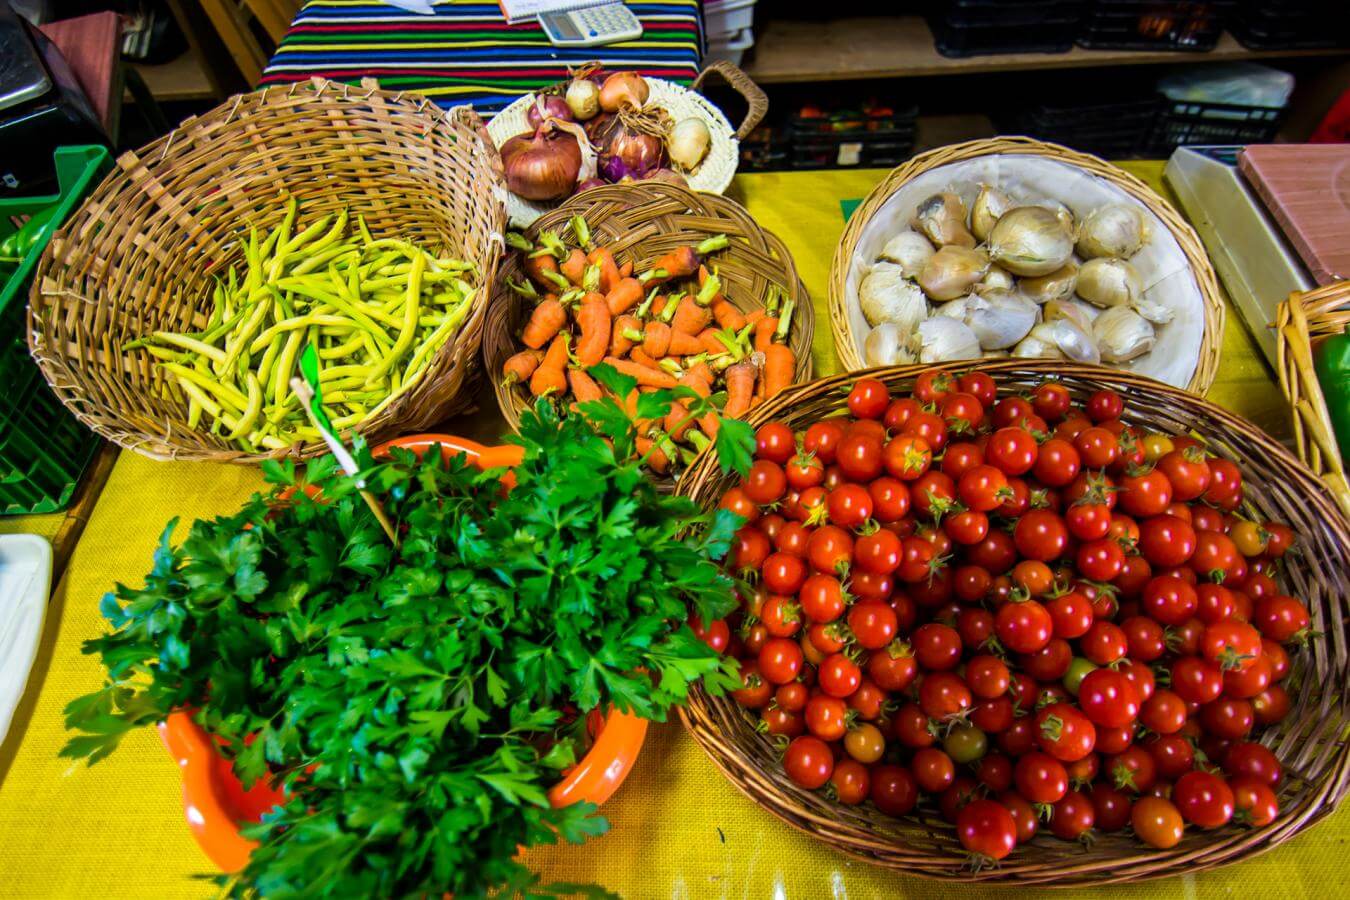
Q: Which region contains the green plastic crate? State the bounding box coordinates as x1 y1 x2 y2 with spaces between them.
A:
0 146 111 515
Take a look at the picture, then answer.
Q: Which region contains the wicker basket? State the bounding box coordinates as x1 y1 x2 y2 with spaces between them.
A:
28 78 506 463
828 137 1226 394
1277 281 1350 518
678 360 1350 886
487 61 768 226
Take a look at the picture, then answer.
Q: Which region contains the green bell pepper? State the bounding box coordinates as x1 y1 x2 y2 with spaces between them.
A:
1313 331 1350 467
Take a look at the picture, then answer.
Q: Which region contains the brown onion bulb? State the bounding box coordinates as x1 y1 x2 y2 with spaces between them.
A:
500 125 582 201
526 94 573 131
599 71 649 112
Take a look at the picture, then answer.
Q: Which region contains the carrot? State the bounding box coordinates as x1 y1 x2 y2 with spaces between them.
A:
568 367 603 404
672 295 712 336
521 298 567 349
762 343 795 399
754 315 778 355
530 333 569 396
724 360 757 419
524 252 562 289
635 435 670 474
603 356 678 388
650 295 668 319
561 248 587 285
587 246 620 293
667 363 711 440
629 347 662 371
697 327 725 355
641 235 730 283
619 260 634 278
502 349 543 385
667 329 703 356
697 264 712 287
605 277 644 316
711 299 747 333
574 295 611 367
643 321 672 358
746 308 766 327
611 314 640 357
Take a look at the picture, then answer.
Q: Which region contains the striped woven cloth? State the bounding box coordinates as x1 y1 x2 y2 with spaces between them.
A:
259 0 704 114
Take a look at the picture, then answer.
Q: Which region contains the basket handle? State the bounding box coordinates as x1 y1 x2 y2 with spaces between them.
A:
692 60 767 140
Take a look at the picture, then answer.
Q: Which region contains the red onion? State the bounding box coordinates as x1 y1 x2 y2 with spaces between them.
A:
599 71 649 113
526 94 573 131
593 112 667 181
575 177 607 194
500 124 582 201
643 168 688 187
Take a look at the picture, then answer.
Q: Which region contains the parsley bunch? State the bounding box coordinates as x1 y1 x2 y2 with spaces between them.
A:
62 365 752 898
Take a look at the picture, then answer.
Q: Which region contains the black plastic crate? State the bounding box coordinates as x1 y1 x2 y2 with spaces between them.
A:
738 124 790 171
1005 90 1162 158
1150 98 1283 154
931 0 1084 56
1228 1 1350 50
790 135 916 169
1078 0 1233 50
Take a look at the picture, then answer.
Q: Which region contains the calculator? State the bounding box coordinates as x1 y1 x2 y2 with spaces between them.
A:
539 3 643 47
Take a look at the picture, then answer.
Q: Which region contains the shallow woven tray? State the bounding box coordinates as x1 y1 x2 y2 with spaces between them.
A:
1277 280 1350 518
487 61 766 226
482 182 812 486
828 137 1226 395
28 78 506 463
678 360 1350 886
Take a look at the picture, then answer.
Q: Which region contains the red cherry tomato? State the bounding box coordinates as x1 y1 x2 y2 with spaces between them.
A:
848 600 898 650
995 599 1054 654
986 427 1038 476
847 377 891 419
1036 703 1097 762
918 671 972 719
1014 509 1069 562
784 735 834 788
1201 621 1263 672
819 653 863 698
1230 775 1279 826
1086 389 1124 422
754 422 796 464
1033 383 1073 422
1174 771 1235 828
958 372 997 407
1014 751 1069 804
870 764 918 816
1078 668 1140 729
956 799 1018 860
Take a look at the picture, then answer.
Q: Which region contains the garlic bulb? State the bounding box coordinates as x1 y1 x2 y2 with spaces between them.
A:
1012 332 1065 359
971 184 1014 242
965 289 1038 350
1036 320 1100 365
1133 297 1175 325
877 230 935 278
1044 298 1096 334
978 265 1015 292
667 118 712 172
864 322 915 366
1018 262 1078 305
1037 199 1078 235
917 246 990 301
1077 204 1149 259
1093 306 1156 362
913 192 976 249
911 317 981 363
1077 257 1142 308
987 206 1075 276
859 262 928 330
938 294 973 320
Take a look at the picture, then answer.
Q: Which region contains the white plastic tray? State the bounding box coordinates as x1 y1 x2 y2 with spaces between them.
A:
0 534 53 748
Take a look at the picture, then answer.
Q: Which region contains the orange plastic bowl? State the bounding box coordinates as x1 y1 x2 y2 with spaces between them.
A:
157 434 648 872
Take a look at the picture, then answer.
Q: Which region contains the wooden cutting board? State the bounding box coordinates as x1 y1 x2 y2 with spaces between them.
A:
1239 144 1350 286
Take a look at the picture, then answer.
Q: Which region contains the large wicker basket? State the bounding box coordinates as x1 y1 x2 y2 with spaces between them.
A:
28 78 506 463
482 182 813 476
1277 280 1350 518
678 360 1350 886
828 137 1226 394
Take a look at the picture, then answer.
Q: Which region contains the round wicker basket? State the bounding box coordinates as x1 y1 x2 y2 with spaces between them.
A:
28 78 506 463
483 182 814 482
1277 280 1350 518
828 137 1226 395
487 61 767 226
678 360 1350 886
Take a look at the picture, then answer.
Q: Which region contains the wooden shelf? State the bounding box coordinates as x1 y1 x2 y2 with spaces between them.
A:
130 48 217 102
743 16 1350 84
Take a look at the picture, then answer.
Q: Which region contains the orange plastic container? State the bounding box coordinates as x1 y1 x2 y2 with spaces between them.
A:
157 434 648 872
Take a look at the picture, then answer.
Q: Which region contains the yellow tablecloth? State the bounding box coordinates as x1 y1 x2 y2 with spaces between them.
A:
3 166 1341 899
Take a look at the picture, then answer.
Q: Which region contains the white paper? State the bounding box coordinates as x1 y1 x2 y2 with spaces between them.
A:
382 0 436 15
0 535 52 750
845 154 1206 388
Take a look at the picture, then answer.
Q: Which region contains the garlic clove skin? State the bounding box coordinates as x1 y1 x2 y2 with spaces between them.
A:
981 350 1011 359
1076 257 1142 308
938 294 972 320
971 184 1014 242
977 264 1016 293
964 289 1038 350
1038 319 1101 365
1077 203 1150 259
917 246 990 301
913 192 976 249
911 317 981 363
987 206 1075 276
1012 332 1065 359
1018 262 1079 305
877 230 936 278
859 262 929 330
1093 306 1156 362
864 322 915 366
1036 199 1078 236
1132 296 1175 325
1043 297 1097 334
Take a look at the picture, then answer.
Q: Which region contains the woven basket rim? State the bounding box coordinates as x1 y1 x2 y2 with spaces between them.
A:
27 78 506 463
677 360 1350 886
826 136 1226 395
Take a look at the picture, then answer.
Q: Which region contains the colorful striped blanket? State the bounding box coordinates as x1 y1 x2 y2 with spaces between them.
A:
259 0 704 114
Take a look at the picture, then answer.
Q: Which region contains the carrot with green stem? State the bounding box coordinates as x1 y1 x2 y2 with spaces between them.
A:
611 314 641 356
634 286 660 320
505 232 533 252
530 332 569 396
505 276 539 300
763 343 796 399
628 346 663 371
603 355 678 388
639 234 730 284
659 292 682 324
574 294 611 367
619 260 634 278
523 252 561 289
605 277 644 316
724 359 758 420
587 246 620 293
568 215 592 251
502 348 543 385
667 329 704 356
635 435 670 474
697 327 725 355
560 248 587 285
568 366 603 404
641 321 672 358
756 297 792 355
672 294 712 336
521 297 568 349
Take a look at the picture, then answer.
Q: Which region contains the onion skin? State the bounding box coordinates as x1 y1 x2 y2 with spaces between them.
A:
594 115 667 181
643 168 688 187
501 127 582 201
526 95 573 131
599 71 649 112
565 78 601 121
576 177 607 192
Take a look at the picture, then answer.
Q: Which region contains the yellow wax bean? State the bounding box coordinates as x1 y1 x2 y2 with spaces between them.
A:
152 332 228 365
363 251 423 387
271 330 305 409
225 372 263 441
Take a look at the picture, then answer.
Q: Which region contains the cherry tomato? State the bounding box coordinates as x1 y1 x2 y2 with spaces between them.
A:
912 747 957 793
958 371 997 407
1045 590 1094 640
1221 741 1282 787
1171 656 1224 705
1014 751 1069 804
829 758 870 805
1118 468 1173 518
1202 621 1263 671
973 696 1016 735
911 470 957 520
974 752 1013 794
785 453 824 491
1138 514 1197 567
1036 703 1097 762
992 396 1033 428
1200 697 1254 740
1230 775 1279 826
1203 458 1244 510
1142 575 1198 626
1253 594 1311 643
1020 638 1073 682
986 427 1038 476
1174 771 1234 828
1122 615 1166 662
761 705 805 737
1140 689 1187 735
884 397 923 432
965 654 1011 700
1261 639 1290 680
1108 745 1157 793
892 703 937 749
1085 389 1123 422
1065 502 1111 542
1263 521 1295 558
956 799 1018 861
1050 789 1095 841
843 722 886 764
967 530 1018 575
1014 509 1069 562
802 420 845 463
689 614 731 653
1073 427 1120 469
1081 620 1128 666
731 661 772 708
774 682 808 713
754 422 795 464
784 735 834 789
1031 382 1072 421
742 459 787 506
940 391 986 434
904 411 949 454
848 601 898 651
807 525 853 575
1089 783 1132 833
1156 446 1211 501
760 595 802 638
1253 684 1291 727
758 637 804 685
731 527 771 572
1120 659 1156 703
870 764 919 816
1132 796 1185 848
1078 668 1140 729
883 434 932 482
1223 654 1272 699
855 528 902 575
804 694 849 741
720 487 760 524
995 599 1054 654
1077 539 1125 581
847 377 890 418
940 509 987 547
914 370 955 404
919 671 973 720
911 622 962 671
